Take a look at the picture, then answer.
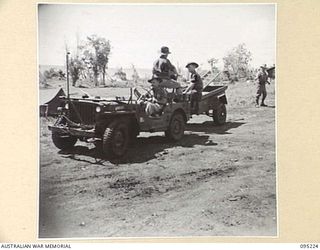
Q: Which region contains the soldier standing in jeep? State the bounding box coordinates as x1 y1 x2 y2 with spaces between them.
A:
183 62 203 115
152 46 181 89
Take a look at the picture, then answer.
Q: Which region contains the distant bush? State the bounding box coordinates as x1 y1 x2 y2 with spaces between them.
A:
43 68 64 80
223 43 252 80
39 72 47 85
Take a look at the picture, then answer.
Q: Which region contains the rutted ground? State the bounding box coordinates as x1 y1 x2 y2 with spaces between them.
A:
39 80 276 238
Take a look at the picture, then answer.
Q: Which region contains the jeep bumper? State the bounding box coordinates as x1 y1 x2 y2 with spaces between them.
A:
48 124 96 138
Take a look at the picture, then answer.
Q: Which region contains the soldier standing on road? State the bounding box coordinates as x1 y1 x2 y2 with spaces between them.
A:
183 62 203 115
152 46 181 89
255 64 270 107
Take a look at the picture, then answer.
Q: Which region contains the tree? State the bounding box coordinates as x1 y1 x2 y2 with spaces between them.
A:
80 35 111 86
69 57 84 86
223 43 252 80
43 68 60 79
131 64 139 83
81 49 99 86
208 57 219 73
114 67 127 81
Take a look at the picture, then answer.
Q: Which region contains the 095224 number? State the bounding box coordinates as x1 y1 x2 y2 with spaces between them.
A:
300 244 319 249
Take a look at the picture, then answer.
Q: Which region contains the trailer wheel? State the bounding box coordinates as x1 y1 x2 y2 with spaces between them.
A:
52 132 77 150
165 112 185 141
213 103 227 125
103 119 129 158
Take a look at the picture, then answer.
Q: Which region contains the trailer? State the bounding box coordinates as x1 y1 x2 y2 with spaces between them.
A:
195 84 228 125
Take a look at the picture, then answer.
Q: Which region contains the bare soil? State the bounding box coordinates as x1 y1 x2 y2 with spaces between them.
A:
39 80 276 238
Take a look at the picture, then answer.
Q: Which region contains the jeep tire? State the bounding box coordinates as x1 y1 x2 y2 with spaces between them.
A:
165 112 185 141
213 103 227 125
103 119 130 158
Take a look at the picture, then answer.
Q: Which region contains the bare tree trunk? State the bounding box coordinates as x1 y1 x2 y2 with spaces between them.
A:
94 71 98 87
93 65 99 87
102 65 106 86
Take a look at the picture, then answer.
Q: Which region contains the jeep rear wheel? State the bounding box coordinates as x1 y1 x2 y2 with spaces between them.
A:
103 120 129 158
165 112 185 141
213 103 227 125
52 132 77 150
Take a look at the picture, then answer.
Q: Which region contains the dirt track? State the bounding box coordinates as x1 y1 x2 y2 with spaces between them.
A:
39 80 276 238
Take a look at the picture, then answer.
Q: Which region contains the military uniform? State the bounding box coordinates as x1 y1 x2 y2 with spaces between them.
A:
256 68 269 106
190 71 203 114
152 55 177 80
152 46 180 89
145 86 168 116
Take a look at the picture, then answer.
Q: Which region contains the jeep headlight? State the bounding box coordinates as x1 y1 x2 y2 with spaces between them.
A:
96 106 101 113
64 103 69 109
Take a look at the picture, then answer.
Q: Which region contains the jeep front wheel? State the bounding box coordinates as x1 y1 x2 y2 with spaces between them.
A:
165 112 185 141
52 132 77 150
103 120 129 158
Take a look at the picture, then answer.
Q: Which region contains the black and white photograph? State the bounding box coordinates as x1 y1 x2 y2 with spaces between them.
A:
38 3 277 238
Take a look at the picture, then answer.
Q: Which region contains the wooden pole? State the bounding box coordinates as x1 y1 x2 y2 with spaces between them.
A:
66 52 70 99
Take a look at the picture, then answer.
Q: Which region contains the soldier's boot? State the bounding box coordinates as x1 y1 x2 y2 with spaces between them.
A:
261 93 267 106
255 97 260 106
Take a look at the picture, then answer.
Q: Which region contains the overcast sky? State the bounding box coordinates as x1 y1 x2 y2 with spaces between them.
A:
38 4 276 70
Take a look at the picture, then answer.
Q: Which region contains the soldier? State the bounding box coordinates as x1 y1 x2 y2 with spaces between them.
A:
255 64 270 107
134 77 168 117
183 62 203 115
152 46 180 89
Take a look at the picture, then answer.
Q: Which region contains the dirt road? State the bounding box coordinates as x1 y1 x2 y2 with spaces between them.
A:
39 80 276 238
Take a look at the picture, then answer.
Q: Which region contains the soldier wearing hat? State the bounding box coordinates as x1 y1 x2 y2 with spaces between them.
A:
133 77 168 117
255 64 270 107
183 62 203 115
152 46 181 89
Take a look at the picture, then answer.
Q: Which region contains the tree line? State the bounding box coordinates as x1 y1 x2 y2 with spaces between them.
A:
42 37 259 87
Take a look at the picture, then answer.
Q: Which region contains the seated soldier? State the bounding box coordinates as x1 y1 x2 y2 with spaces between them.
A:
134 77 168 117
183 62 203 115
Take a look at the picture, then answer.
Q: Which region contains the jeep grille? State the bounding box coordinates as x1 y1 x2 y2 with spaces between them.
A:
69 102 96 125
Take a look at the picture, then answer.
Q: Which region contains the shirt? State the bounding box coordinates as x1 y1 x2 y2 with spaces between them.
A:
190 72 203 93
152 86 168 105
257 70 269 84
152 55 177 79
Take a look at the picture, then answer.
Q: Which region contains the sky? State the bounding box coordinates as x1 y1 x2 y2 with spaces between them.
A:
38 4 276 70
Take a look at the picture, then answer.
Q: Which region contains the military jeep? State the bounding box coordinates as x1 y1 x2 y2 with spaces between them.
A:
48 88 191 158
49 84 227 158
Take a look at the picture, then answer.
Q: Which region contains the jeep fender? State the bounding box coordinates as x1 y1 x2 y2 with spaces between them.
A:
171 108 188 123
95 114 139 138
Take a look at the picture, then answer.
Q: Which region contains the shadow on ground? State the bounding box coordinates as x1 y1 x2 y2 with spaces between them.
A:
186 121 245 134
58 133 217 165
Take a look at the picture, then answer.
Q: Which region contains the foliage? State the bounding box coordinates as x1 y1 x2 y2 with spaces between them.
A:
80 35 111 86
223 43 252 80
131 64 139 83
39 71 47 86
208 57 219 73
43 68 61 79
69 57 84 86
114 67 127 81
